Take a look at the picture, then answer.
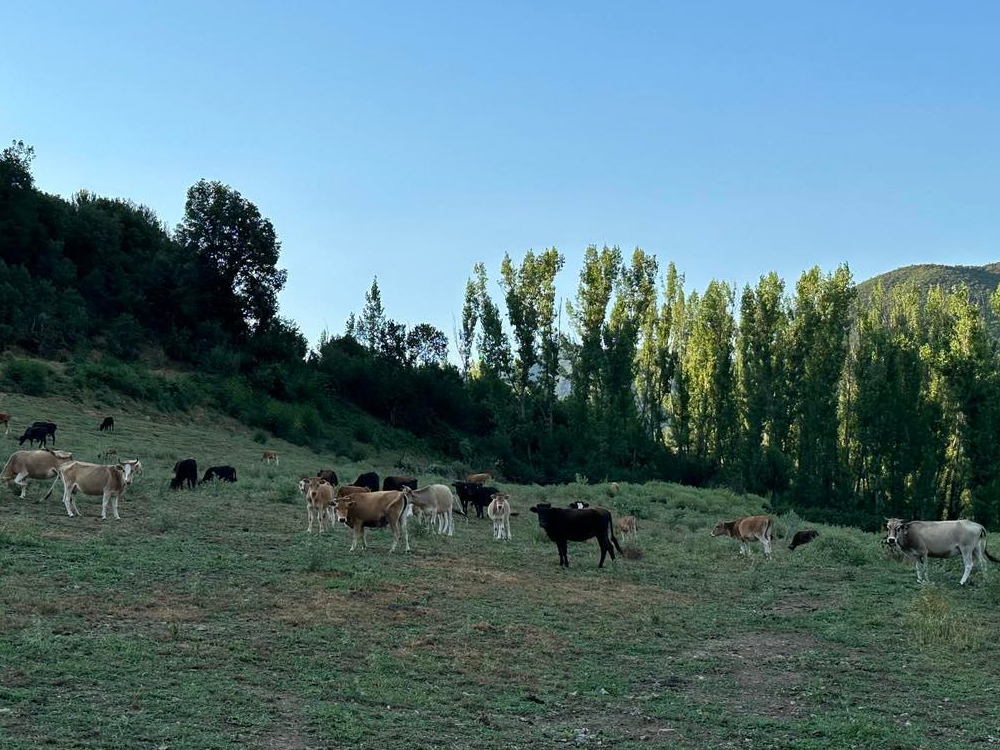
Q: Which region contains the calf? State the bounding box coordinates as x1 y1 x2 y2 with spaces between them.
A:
261 450 279 465
383 475 418 492
487 492 512 541
19 426 50 447
317 469 339 485
711 516 774 556
30 422 57 444
99 416 114 432
529 502 622 568
400 484 463 536
170 459 198 490
466 472 492 484
353 472 379 492
452 481 499 518
202 465 237 483
609 482 620 496
615 515 638 539
0 412 10 436
333 490 411 553
57 461 127 520
788 529 818 551
2 448 74 499
299 477 335 533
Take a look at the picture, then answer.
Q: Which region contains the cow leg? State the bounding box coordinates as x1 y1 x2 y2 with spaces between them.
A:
111 493 120 521
14 471 29 498
960 549 974 585
761 535 772 557
557 539 569 568
307 506 314 532
62 486 75 517
349 527 359 551
101 490 109 520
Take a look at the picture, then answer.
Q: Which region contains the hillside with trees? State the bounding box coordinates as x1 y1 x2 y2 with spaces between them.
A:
3 140 1000 529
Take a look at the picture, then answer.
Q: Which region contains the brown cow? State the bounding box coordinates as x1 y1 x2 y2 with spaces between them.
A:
57 461 127 520
0 412 10 436
466 472 492 484
2 448 74 499
336 485 369 499
298 477 335 533
711 515 774 556
261 450 279 465
615 515 638 539
333 491 411 553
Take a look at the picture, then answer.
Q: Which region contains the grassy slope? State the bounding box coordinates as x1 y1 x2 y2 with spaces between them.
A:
1 394 999 749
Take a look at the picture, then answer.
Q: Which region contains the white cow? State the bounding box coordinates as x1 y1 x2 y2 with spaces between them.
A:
400 485 460 536
487 492 512 541
886 518 999 585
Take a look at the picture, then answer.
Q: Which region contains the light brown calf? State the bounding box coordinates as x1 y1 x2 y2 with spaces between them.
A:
298 477 335 533
261 450 279 465
57 461 127 520
711 515 774 556
2 448 74 499
466 472 492 484
615 515 638 539
333 491 411 553
487 492 512 541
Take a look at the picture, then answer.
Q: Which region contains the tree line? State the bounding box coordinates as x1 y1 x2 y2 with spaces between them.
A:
2 141 999 528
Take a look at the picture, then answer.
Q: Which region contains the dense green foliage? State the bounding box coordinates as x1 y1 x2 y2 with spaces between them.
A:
3 141 1000 528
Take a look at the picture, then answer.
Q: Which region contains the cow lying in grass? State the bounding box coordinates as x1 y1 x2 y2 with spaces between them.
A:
333 491 412 553
529 502 622 568
299 477 335 533
711 516 774 556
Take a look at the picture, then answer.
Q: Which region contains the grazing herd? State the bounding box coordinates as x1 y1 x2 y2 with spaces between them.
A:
1 408 997 584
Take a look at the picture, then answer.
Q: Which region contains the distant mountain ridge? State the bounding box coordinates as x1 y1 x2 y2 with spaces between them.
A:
858 261 1000 336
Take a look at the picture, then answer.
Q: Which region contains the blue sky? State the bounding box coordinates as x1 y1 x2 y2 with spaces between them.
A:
3 2 999 348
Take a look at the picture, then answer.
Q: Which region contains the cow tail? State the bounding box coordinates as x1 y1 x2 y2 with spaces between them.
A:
983 530 1000 563
43 474 61 501
609 515 623 555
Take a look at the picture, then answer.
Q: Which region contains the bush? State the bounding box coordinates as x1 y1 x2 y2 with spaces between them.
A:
2 359 49 396
909 588 986 650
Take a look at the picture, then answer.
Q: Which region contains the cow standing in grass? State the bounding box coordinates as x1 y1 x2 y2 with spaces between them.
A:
488 492 512 541
885 518 999 585
529 503 622 569
57 461 127 520
2 448 74 499
0 412 10 436
299 477 335 533
710 516 774 557
333 491 411 553
99 416 114 432
400 484 462 536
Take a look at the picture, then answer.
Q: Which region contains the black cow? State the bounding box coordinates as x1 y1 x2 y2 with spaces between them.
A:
317 469 339 485
568 501 590 509
383 475 418 492
202 465 237 483
529 502 622 569
353 472 379 492
452 481 499 518
29 421 57 444
171 459 198 490
18 426 50 447
99 416 114 432
789 529 819 551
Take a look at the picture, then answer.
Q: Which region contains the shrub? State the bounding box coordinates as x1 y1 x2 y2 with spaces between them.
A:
2 359 49 396
909 588 986 651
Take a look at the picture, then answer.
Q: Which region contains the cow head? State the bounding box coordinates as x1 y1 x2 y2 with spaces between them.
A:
334 498 356 525
710 520 734 537
299 477 330 504
567 501 589 509
529 503 551 527
120 459 142 484
885 518 906 547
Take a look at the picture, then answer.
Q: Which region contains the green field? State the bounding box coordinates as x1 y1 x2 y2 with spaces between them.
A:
1 393 999 750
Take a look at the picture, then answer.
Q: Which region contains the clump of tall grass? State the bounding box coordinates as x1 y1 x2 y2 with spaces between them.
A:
909 588 986 651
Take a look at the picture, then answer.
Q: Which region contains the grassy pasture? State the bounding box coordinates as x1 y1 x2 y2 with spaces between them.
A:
1 393 999 749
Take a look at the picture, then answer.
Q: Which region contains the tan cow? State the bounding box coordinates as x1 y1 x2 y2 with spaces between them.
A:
2 448 74 499
57 461 127 520
335 485 369 499
333 490 411 552
298 477 335 533
466 472 492 484
0 412 10 436
615 515 638 539
400 484 459 536
261 450 279 465
487 492 512 541
609 481 620 496
886 518 1000 585
711 515 774 556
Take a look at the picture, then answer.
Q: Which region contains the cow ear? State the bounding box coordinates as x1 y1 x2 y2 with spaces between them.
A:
319 479 330 486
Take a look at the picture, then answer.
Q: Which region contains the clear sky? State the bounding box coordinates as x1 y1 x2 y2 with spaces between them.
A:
3 2 999 349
